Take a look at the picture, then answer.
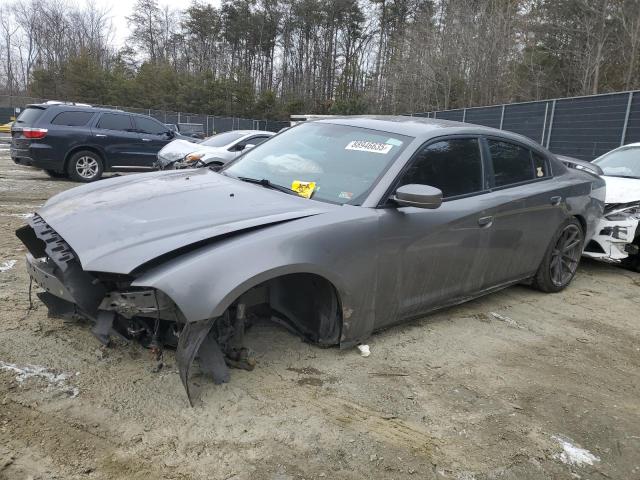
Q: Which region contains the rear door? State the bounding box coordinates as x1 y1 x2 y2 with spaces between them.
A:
133 116 173 167
479 138 564 285
91 113 142 167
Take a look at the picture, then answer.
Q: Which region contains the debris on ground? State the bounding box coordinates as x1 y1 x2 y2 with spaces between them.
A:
357 344 371 357
489 312 524 329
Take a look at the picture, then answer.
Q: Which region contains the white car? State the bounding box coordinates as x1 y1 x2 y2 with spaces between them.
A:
156 130 275 169
581 143 640 269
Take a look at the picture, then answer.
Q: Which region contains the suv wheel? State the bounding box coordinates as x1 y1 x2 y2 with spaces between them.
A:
533 218 584 293
67 151 103 182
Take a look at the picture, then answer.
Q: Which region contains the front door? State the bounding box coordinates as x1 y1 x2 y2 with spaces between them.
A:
376 137 495 326
133 116 174 168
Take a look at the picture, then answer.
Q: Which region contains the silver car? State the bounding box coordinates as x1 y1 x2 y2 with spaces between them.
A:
156 130 275 169
17 117 604 404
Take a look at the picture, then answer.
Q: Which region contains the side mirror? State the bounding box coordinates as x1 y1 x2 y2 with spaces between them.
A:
166 130 175 138
392 184 443 209
244 143 256 150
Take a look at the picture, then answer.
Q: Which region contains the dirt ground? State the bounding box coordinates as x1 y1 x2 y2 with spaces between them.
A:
0 148 638 480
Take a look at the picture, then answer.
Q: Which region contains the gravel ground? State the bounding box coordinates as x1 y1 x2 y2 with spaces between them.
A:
0 150 639 480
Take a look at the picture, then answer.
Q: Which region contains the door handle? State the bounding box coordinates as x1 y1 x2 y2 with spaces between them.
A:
94 134 107 137
141 138 152 142
550 196 562 206
478 216 494 227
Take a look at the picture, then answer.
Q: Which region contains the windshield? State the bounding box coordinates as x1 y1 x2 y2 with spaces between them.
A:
222 122 412 205
201 131 245 147
594 147 640 178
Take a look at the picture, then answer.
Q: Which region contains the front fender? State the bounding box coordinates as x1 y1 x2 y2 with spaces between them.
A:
131 208 380 347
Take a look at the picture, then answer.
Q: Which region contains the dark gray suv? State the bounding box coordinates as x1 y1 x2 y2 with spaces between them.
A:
11 103 193 182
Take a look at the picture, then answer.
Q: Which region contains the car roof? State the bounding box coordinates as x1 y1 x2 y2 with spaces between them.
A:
315 115 547 152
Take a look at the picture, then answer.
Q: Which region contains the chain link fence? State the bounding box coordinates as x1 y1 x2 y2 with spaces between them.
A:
410 90 640 161
0 95 290 135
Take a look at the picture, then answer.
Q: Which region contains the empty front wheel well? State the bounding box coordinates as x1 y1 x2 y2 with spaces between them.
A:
233 273 343 346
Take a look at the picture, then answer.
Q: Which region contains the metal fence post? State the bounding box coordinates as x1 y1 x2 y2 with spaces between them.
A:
433 111 437 119
545 100 556 149
621 92 633 146
541 102 549 144
462 108 466 122
499 105 505 129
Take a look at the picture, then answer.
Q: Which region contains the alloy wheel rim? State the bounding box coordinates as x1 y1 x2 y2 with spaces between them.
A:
76 156 99 178
550 224 582 287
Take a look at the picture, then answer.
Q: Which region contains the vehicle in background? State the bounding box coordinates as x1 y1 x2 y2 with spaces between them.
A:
557 154 603 176
156 130 275 170
10 103 193 182
0 121 14 134
580 143 640 270
165 123 206 139
18 117 604 404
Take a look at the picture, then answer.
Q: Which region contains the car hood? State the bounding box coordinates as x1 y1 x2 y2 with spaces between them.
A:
602 176 640 204
156 139 200 165
156 139 227 166
37 169 331 274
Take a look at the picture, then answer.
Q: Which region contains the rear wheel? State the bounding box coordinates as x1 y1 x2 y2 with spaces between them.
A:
67 150 103 182
533 218 584 293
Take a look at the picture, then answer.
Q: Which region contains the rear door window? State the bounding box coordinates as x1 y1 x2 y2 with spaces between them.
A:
97 113 133 132
134 116 168 135
15 107 46 126
488 140 536 187
51 111 94 126
398 138 484 198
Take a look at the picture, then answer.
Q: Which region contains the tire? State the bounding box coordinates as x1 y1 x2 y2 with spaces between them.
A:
532 218 584 293
66 150 103 182
44 169 67 179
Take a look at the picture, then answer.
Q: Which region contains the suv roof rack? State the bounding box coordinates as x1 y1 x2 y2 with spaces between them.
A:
43 100 93 107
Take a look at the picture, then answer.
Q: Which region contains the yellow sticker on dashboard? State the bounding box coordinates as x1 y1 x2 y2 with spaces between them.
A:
291 180 316 199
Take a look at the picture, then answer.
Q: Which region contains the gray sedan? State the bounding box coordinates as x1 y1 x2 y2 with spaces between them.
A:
16 116 605 404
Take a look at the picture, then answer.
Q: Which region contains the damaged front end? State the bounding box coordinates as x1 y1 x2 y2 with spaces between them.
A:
583 202 640 266
17 214 256 406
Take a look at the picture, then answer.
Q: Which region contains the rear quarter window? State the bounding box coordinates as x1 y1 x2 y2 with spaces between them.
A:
15 107 45 126
51 111 94 127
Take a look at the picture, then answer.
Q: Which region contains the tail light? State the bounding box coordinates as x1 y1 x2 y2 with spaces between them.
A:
22 128 48 139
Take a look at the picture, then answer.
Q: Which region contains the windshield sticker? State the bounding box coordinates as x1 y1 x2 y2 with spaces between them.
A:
345 140 393 154
291 180 317 199
386 138 403 146
338 191 353 200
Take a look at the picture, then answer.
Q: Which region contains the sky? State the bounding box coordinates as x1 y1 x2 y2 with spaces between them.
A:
94 0 221 48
